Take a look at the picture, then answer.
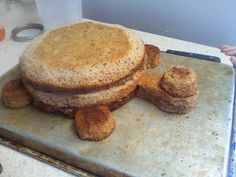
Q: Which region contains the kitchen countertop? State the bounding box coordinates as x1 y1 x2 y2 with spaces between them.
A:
0 1 233 177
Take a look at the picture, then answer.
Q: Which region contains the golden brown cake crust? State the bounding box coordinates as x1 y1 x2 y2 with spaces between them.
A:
137 88 196 114
23 60 145 93
145 44 160 69
32 90 136 118
137 70 198 114
75 105 116 141
32 99 57 113
23 67 144 109
160 65 197 98
33 98 77 118
137 71 163 94
35 22 131 69
20 22 145 91
1 79 32 109
107 89 136 111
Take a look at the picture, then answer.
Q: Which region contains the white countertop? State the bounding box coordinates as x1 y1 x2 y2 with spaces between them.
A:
0 2 232 177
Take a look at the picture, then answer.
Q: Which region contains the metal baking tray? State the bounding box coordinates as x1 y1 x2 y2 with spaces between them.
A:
0 53 234 177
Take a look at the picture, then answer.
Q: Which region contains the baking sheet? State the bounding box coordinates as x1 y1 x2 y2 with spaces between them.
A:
0 136 94 177
0 53 234 177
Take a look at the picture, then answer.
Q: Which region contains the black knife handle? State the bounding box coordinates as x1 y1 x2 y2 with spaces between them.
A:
165 50 221 63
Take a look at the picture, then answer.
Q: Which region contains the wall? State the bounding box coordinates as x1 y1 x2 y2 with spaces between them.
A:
82 0 236 47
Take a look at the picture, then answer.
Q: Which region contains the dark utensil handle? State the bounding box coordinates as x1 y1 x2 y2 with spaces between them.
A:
165 50 221 63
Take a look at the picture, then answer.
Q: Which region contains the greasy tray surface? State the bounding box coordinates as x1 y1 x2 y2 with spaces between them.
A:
0 53 234 177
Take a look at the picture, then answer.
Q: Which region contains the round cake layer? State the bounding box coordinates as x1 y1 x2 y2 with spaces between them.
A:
32 89 136 118
24 69 143 108
20 22 145 91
